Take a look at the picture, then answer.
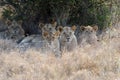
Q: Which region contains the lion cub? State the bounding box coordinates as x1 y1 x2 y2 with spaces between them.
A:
18 30 61 57
39 21 57 35
43 31 61 57
7 20 25 41
58 26 78 52
0 20 24 40
78 25 98 46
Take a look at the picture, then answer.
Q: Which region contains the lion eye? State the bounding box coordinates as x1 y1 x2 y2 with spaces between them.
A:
90 30 93 32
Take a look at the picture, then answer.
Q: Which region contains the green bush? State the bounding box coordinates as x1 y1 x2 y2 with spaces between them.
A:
0 0 119 33
68 0 112 30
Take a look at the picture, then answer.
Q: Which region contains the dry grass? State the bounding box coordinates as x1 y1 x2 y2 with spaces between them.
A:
0 37 119 80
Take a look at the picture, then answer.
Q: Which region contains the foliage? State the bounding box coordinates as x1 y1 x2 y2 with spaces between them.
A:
48 0 76 26
0 0 119 31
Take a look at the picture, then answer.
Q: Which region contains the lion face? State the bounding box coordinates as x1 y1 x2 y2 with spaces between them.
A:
39 21 57 35
80 25 98 34
8 20 25 40
40 21 59 43
42 31 60 44
4 20 25 40
59 26 76 42
78 25 98 45
58 26 77 52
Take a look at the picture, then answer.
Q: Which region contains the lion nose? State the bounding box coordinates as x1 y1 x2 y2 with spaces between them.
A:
67 37 70 41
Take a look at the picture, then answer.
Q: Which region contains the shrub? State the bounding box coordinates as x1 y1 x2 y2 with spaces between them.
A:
0 0 119 33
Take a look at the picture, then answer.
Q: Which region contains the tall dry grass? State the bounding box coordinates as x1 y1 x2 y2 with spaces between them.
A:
0 22 119 80
0 37 119 80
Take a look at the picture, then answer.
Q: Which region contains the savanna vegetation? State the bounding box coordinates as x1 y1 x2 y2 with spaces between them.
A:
0 0 120 80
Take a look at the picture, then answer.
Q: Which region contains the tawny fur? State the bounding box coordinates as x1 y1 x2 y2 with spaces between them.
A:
59 26 78 52
78 25 98 46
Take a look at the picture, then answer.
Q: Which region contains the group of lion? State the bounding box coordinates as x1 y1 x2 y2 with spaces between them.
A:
0 20 99 57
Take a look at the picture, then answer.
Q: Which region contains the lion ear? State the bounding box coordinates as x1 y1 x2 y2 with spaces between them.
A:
71 25 76 31
80 26 85 31
92 25 98 31
58 26 63 33
39 23 45 28
50 18 57 27
51 21 57 27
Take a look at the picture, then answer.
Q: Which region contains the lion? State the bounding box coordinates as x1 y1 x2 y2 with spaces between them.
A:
58 25 78 52
19 20 57 47
0 20 25 41
5 20 25 42
45 31 61 57
18 30 61 57
0 21 24 42
39 21 57 35
77 25 98 46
